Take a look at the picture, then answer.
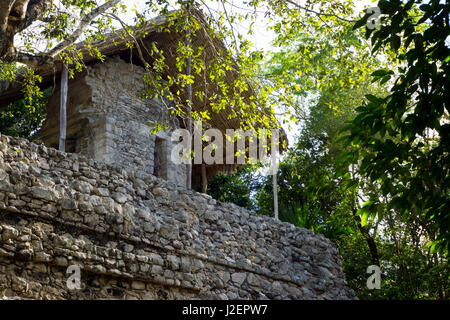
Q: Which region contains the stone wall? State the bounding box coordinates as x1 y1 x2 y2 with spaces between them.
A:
39 56 187 188
0 134 356 300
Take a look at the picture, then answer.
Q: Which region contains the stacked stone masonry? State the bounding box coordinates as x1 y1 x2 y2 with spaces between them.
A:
0 134 356 300
39 57 187 188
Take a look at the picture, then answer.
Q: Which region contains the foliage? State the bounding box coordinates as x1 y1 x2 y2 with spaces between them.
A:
0 0 371 153
1 0 449 300
344 0 450 255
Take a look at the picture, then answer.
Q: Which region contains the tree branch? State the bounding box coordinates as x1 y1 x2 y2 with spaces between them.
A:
48 0 122 58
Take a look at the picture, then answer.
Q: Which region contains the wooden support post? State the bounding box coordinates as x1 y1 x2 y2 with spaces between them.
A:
59 65 68 152
201 163 207 193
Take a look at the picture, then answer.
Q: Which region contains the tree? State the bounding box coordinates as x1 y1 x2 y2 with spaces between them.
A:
261 2 393 262
0 0 121 67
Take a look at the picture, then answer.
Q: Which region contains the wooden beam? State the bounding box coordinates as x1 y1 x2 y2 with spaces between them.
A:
59 65 68 152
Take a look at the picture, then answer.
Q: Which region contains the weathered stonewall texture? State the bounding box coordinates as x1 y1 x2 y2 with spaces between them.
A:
0 134 356 300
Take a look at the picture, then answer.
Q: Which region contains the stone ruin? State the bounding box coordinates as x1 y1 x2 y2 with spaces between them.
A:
0 133 356 299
